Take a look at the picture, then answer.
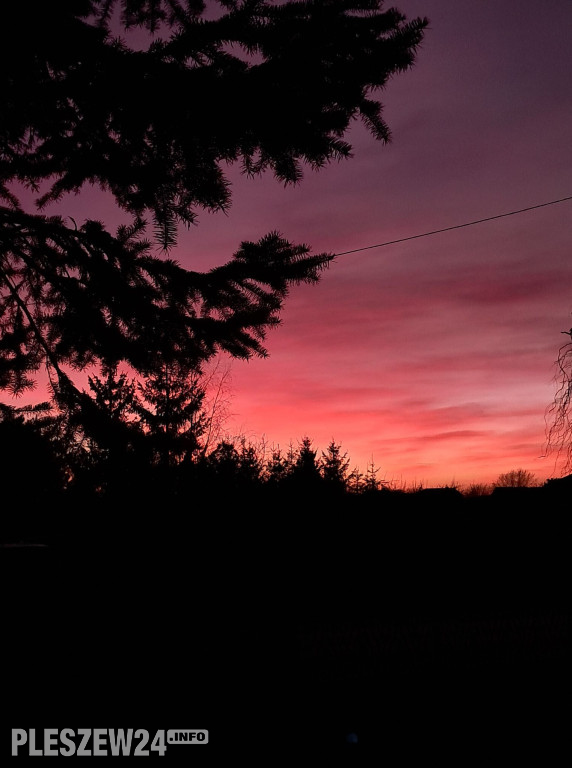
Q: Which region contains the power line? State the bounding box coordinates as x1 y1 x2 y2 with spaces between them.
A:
334 195 572 257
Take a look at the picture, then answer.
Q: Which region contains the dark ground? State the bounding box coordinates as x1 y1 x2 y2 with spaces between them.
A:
3 489 570 762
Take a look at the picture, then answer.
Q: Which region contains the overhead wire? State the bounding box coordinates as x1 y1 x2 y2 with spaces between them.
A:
333 195 572 257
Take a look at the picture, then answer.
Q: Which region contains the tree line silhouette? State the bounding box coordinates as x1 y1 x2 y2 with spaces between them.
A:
0 359 390 546
1 357 567 549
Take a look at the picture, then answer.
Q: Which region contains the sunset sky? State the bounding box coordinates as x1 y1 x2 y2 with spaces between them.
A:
18 0 572 488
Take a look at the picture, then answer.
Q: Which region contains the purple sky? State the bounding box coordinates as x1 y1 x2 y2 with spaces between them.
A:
21 0 572 487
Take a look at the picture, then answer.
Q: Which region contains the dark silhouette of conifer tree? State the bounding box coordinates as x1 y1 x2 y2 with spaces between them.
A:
320 439 350 492
0 0 428 432
362 456 384 493
264 446 292 487
134 362 208 468
289 436 323 495
82 364 146 493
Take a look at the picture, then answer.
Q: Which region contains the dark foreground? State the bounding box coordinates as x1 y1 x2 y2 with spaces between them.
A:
3 489 570 762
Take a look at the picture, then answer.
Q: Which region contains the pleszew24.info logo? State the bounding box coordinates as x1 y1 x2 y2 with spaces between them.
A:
11 729 208 757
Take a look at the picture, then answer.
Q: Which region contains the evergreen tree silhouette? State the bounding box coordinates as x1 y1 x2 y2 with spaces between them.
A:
82 363 146 494
288 436 323 496
134 362 208 469
321 439 350 493
362 456 384 493
264 446 293 488
0 0 428 424
235 437 264 487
